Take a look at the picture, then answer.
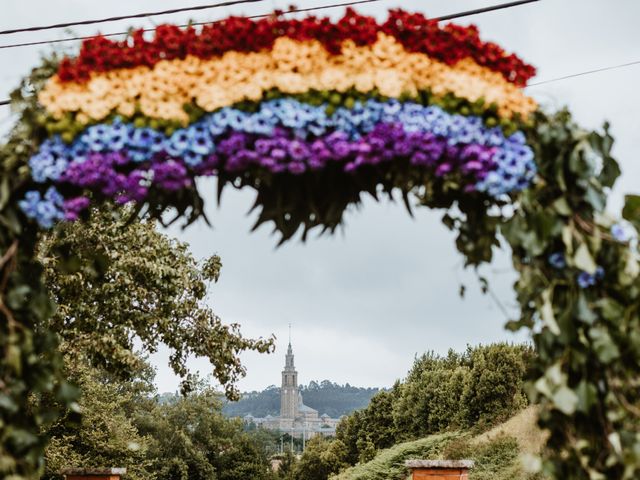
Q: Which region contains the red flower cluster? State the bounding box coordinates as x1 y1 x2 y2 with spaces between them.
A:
381 10 536 86
57 8 536 86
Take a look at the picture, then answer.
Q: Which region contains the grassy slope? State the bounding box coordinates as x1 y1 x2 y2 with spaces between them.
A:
332 407 546 480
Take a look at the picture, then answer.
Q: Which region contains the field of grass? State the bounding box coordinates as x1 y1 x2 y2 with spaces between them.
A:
331 407 546 480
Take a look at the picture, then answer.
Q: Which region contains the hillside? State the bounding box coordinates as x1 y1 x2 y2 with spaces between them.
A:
331 407 546 480
223 381 380 418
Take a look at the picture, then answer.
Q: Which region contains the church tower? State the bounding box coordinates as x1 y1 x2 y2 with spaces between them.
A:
280 337 299 419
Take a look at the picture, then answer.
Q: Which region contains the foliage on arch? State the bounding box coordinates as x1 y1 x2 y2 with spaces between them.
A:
1 8 640 479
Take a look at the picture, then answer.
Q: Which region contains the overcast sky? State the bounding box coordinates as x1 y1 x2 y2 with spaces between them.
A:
1 0 639 393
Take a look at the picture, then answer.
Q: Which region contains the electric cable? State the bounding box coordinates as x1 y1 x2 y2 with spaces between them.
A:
527 59 640 87
436 0 539 22
0 0 268 36
0 0 534 51
0 0 381 50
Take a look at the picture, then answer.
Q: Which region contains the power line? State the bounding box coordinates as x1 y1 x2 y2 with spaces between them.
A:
0 0 540 107
527 59 640 87
0 0 381 50
0 0 267 36
0 0 538 51
436 0 539 22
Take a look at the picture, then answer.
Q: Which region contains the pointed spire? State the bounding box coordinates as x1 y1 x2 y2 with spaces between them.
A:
285 324 295 369
287 323 293 356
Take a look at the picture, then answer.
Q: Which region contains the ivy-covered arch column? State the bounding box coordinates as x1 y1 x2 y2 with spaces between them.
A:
1 9 639 479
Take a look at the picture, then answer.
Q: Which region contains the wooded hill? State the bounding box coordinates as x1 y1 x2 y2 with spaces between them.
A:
222 381 381 418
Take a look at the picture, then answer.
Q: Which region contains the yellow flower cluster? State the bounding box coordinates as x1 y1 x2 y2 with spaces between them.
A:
39 33 538 124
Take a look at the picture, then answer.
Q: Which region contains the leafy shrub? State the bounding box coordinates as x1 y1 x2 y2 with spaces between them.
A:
330 343 533 473
461 344 529 430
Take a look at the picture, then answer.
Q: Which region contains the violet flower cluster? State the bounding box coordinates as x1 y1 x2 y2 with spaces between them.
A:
21 98 537 228
215 124 497 180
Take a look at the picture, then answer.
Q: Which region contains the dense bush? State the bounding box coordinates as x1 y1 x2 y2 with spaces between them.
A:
461 343 531 428
297 343 533 479
392 351 470 439
291 436 350 480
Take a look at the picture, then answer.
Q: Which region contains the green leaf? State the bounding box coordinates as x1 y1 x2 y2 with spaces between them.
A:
599 155 621 189
6 285 30 309
596 298 624 322
589 327 620 363
620 250 640 286
541 289 560 335
8 428 39 449
56 381 80 404
573 243 596 274
622 195 640 232
562 225 574 255
576 293 597 324
552 197 572 216
585 184 606 212
0 394 18 413
553 386 579 415
575 380 598 413
0 176 10 210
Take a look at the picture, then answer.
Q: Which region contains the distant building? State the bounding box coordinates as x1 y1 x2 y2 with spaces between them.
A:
243 340 341 438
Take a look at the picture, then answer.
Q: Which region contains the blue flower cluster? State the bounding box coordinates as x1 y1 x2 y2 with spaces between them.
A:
548 252 566 269
611 223 632 242
474 130 535 197
577 267 605 289
18 186 65 228
548 252 606 289
28 98 537 198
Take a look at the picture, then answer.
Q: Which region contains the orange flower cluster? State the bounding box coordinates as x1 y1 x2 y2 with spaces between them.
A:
39 33 537 125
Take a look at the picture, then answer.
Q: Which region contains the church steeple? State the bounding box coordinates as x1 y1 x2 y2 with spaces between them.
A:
281 327 299 419
285 341 295 369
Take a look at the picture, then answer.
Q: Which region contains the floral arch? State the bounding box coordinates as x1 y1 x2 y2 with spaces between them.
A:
1 9 639 479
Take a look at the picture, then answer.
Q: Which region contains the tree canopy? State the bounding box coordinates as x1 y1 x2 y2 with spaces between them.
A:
38 206 274 398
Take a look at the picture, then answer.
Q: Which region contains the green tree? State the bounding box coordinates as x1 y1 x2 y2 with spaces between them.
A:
293 436 349 480
38 207 274 398
392 351 469 439
137 384 275 480
461 344 530 429
44 358 279 480
43 359 155 480
335 410 363 465
359 390 397 450
274 450 296 479
326 343 534 474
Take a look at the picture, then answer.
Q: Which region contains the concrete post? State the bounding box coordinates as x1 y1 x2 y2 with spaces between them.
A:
61 468 127 480
405 460 474 479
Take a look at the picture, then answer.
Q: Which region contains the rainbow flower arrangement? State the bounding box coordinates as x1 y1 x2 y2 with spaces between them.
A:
20 9 539 231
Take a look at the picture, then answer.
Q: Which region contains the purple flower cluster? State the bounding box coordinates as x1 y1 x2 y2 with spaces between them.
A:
216 123 497 181
61 151 197 205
